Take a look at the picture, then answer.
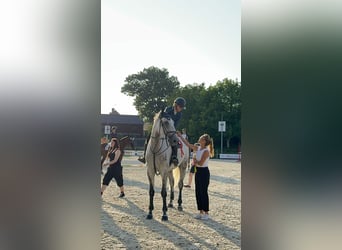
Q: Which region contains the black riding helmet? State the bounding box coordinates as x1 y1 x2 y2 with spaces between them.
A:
174 97 186 109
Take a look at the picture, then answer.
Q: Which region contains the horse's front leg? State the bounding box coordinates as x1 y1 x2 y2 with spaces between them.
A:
177 181 184 211
146 175 155 220
168 172 174 208
161 176 168 221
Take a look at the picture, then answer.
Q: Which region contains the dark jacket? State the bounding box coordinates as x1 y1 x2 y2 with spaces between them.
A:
163 106 182 128
110 132 118 140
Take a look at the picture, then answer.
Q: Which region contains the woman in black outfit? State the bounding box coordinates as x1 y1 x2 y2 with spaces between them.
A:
101 138 125 198
178 133 214 220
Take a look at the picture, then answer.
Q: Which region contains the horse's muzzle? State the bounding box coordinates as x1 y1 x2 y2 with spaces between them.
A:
169 134 179 146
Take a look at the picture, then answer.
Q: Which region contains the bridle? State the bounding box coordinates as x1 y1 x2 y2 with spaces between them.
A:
149 114 177 175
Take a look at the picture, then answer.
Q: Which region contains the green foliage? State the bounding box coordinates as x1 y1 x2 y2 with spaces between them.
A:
121 66 241 153
173 79 241 153
121 66 180 122
169 83 207 140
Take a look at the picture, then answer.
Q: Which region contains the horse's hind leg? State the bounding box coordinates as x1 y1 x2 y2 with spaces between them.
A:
168 172 174 208
161 175 168 221
146 175 155 220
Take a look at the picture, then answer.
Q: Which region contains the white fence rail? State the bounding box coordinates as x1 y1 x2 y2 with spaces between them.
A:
124 150 144 156
123 150 241 160
219 153 241 160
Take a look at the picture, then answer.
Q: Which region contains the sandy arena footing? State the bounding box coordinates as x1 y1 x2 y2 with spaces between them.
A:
101 157 241 250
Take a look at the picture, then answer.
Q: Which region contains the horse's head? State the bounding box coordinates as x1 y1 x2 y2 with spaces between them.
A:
152 111 178 145
120 136 135 150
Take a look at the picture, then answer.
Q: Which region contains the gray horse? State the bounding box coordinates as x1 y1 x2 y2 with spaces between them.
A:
146 111 189 221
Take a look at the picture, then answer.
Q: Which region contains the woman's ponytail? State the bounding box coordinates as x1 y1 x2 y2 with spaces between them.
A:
202 134 215 158
208 137 215 158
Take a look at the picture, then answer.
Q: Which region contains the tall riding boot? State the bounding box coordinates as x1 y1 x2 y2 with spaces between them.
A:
170 145 179 165
138 135 150 163
138 143 147 163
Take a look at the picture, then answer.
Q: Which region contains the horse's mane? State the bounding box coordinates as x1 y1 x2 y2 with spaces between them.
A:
120 136 129 141
119 136 128 152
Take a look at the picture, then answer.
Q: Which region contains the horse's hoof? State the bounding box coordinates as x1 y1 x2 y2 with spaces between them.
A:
178 206 183 211
168 203 173 208
146 214 153 220
161 215 168 221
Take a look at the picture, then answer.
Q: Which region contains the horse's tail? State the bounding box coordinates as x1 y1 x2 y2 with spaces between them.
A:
172 166 180 188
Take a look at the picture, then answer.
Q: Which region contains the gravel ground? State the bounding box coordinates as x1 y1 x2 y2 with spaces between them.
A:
101 156 241 250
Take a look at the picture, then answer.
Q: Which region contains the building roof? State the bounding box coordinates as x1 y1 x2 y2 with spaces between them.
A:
101 114 143 125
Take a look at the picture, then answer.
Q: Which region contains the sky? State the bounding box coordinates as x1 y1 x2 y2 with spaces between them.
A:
101 0 241 115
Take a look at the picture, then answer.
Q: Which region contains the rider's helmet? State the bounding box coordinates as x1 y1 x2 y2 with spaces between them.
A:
174 97 186 109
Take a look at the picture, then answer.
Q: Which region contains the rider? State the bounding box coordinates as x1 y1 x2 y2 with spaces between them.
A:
138 97 186 165
110 126 118 140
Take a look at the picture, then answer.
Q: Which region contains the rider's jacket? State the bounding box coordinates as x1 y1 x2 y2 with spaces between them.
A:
163 106 182 128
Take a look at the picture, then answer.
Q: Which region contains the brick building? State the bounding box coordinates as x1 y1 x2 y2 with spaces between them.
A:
101 114 144 139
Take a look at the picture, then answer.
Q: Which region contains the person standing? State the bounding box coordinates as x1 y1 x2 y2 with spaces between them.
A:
138 97 186 165
101 138 125 198
178 133 214 220
181 128 191 170
110 126 118 140
184 143 200 188
181 128 188 140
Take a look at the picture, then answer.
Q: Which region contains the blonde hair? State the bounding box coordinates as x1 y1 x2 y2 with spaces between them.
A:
200 134 215 158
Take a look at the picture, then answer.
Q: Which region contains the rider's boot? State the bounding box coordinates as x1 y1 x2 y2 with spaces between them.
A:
170 145 179 165
138 141 147 163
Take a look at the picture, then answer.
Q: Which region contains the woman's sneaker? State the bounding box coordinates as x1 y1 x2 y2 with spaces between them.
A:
119 192 125 198
194 213 202 219
201 214 210 220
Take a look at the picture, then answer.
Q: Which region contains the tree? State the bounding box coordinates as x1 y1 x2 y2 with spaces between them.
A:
169 78 241 154
168 83 207 141
121 66 180 122
206 79 241 152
